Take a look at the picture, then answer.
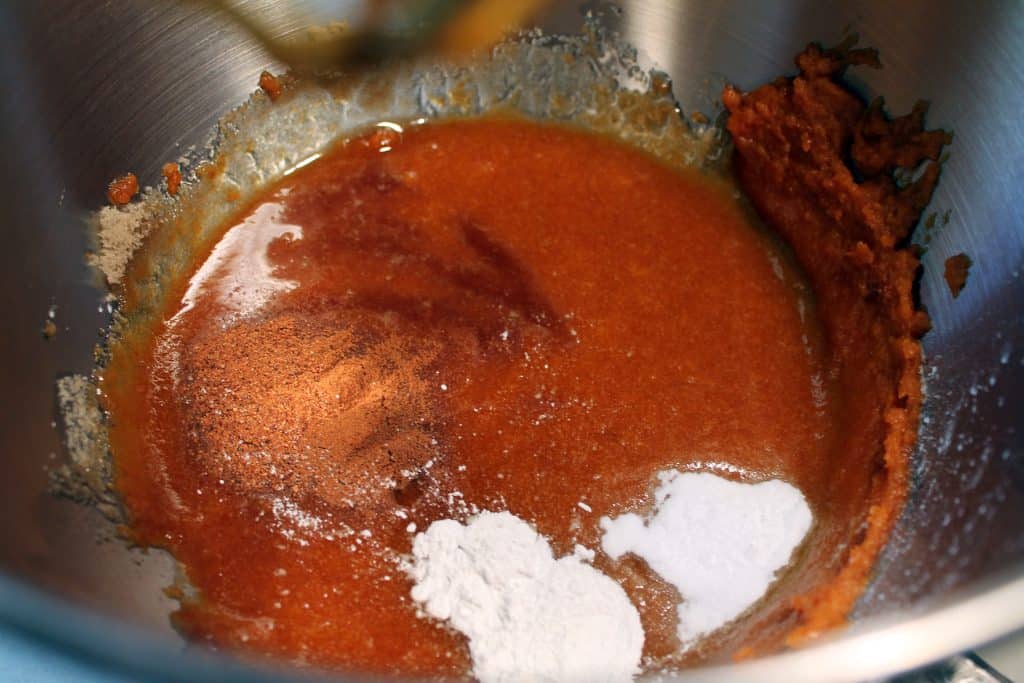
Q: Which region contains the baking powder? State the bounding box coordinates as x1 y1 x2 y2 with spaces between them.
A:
409 511 644 682
600 470 812 644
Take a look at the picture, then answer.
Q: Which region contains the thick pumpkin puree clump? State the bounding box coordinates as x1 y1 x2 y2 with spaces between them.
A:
101 44 946 677
722 42 947 650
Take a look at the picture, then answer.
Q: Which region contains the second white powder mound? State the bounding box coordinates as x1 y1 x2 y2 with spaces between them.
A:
601 470 813 645
408 511 644 683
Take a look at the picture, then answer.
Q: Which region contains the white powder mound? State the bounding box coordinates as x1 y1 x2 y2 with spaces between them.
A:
600 470 812 645
409 511 644 683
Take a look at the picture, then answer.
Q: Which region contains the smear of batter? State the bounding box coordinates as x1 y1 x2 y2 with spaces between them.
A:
600 471 812 644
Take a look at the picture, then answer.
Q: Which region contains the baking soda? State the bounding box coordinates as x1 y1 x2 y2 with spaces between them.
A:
600 470 812 644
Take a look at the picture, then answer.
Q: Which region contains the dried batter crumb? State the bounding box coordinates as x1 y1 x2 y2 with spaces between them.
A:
41 319 57 339
259 71 284 101
162 162 183 196
107 173 139 205
90 202 151 285
944 252 972 298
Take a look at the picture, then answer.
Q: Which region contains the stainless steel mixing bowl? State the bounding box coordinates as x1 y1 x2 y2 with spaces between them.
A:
0 1 1021 680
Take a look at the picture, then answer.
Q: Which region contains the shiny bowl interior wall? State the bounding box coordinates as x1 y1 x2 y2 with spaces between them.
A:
0 1 1021 681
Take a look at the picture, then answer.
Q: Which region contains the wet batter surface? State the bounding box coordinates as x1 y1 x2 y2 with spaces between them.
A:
106 118 841 674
